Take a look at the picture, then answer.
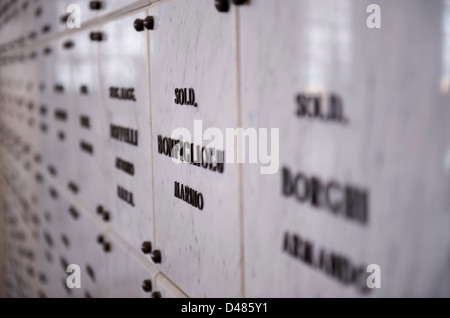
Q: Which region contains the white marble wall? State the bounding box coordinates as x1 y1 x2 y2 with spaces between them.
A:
0 0 449 298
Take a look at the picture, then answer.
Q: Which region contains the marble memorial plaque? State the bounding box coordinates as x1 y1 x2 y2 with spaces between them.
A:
149 0 241 297
98 10 154 251
105 233 159 298
240 0 450 297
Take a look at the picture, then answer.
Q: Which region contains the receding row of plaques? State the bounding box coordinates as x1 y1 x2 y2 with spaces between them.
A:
1 0 449 298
